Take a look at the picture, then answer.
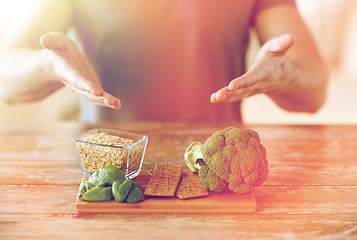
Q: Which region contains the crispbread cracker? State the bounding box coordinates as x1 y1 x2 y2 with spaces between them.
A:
175 175 208 200
144 164 183 197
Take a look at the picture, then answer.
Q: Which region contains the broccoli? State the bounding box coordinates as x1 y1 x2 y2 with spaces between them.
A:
198 164 227 193
184 141 203 173
184 127 269 194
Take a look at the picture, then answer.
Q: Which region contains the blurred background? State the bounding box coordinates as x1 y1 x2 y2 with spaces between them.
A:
0 0 356 124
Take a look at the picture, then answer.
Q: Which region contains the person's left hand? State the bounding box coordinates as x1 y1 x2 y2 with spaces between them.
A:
210 33 296 103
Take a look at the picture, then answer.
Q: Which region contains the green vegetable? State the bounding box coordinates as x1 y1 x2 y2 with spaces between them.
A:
198 164 226 193
184 127 269 194
126 186 144 203
78 166 145 203
81 186 113 201
184 141 203 173
77 181 96 200
112 179 133 202
88 165 125 186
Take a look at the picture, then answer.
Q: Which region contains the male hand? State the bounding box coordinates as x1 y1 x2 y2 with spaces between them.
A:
40 32 121 109
210 33 296 103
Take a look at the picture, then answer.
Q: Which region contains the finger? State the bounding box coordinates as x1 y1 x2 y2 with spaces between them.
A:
101 92 121 109
228 70 258 91
60 69 103 97
219 88 260 103
67 84 121 109
228 77 241 91
210 93 226 103
88 92 121 109
210 87 228 103
210 93 216 103
216 88 228 101
212 75 259 103
40 32 78 53
211 91 238 104
75 76 104 97
267 33 296 56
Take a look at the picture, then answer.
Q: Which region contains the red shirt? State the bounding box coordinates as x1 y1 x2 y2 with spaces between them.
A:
75 0 295 122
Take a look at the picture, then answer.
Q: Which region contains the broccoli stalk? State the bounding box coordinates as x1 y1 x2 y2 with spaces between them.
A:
184 127 269 194
184 141 204 173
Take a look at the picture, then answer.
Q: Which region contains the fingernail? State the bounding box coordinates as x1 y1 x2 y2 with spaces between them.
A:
228 83 239 91
111 99 118 109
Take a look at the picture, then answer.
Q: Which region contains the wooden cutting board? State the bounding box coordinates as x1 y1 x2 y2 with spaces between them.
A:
76 170 257 214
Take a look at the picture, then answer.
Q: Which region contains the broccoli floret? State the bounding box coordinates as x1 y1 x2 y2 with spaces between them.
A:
198 164 227 193
184 127 269 194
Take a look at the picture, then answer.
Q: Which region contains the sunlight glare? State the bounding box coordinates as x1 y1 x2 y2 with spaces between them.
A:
0 0 40 32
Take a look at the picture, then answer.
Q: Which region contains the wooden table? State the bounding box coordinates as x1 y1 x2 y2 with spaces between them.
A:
0 122 356 239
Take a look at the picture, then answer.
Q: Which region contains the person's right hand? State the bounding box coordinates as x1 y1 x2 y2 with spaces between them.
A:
40 32 121 109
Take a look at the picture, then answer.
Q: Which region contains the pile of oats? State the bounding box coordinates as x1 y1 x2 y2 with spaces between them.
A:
76 132 142 174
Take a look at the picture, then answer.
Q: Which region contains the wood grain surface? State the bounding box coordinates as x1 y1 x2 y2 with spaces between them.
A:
0 122 356 239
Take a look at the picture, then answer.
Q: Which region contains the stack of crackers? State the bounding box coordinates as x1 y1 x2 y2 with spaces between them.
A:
144 163 208 200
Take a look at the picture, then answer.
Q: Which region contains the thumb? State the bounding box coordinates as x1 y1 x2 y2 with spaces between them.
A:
40 32 79 54
263 33 296 56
